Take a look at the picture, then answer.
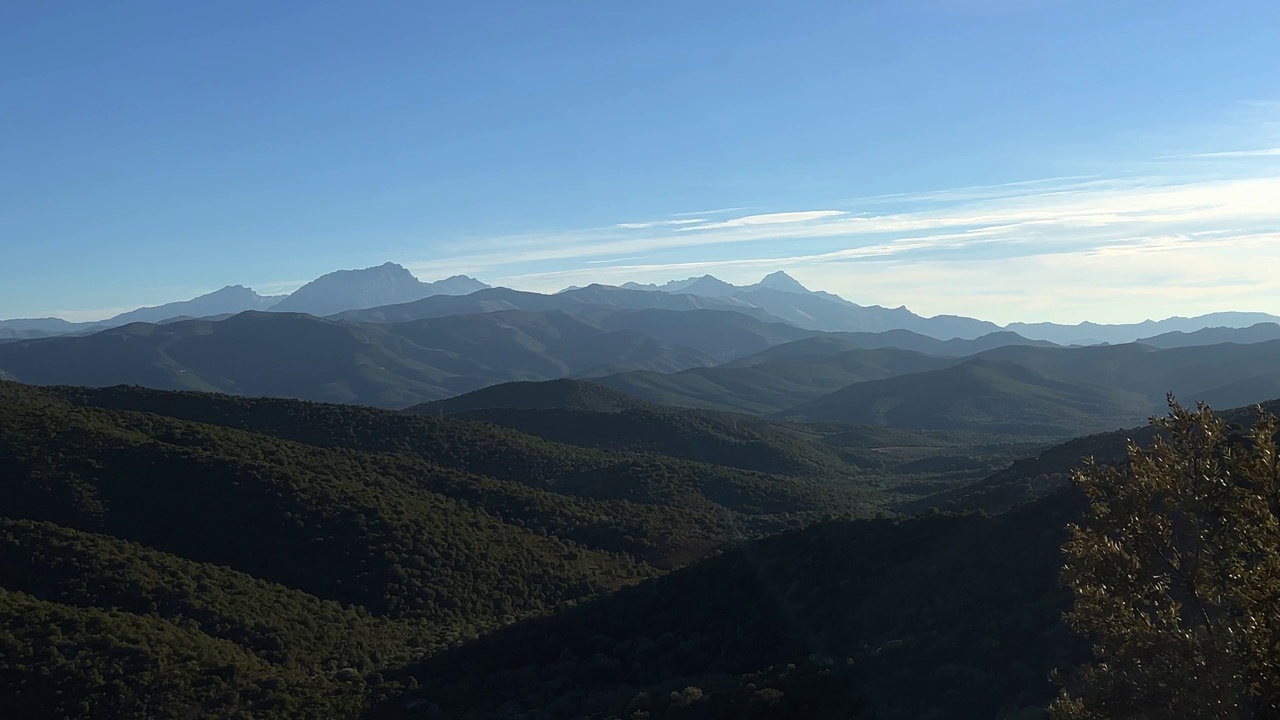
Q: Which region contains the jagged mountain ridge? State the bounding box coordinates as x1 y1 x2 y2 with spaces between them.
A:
7 264 1280 346
268 262 490 316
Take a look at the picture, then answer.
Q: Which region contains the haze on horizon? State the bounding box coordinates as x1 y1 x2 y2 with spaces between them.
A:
3 1 1279 325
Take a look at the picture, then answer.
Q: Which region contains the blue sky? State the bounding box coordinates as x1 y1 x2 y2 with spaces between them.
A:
3 0 1279 324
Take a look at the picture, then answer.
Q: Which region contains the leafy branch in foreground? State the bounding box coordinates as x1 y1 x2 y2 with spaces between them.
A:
1051 398 1280 720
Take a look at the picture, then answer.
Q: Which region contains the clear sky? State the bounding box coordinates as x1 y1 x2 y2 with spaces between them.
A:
3 0 1279 324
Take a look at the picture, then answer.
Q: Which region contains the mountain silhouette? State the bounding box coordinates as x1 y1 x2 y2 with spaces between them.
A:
268 262 489 316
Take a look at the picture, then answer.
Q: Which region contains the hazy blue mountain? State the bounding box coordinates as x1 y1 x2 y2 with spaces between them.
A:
269 262 489 316
974 340 1280 406
1134 322 1280 349
724 286 1001 339
612 272 1280 343
0 317 98 339
1006 312 1280 345
0 317 85 333
727 329 1056 366
330 287 568 322
225 300 811 366
0 327 63 341
619 275 737 294
568 307 817 360
0 310 717 407
608 272 1003 339
105 285 283 325
625 271 821 297
668 275 742 297
334 284 781 324
561 284 768 314
0 288 281 339
754 270 811 293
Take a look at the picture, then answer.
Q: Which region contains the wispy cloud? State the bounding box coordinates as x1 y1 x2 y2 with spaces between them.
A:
616 219 706 229
678 210 846 231
669 206 747 217
1168 147 1280 159
585 256 648 264
405 107 1280 324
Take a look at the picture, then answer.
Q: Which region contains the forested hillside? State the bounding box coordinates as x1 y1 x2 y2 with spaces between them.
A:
5 378 1275 718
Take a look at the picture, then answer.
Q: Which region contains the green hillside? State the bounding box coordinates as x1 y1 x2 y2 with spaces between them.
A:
6 378 1254 718
36 383 880 556
371 490 1086 720
1 380 900 718
781 357 1152 436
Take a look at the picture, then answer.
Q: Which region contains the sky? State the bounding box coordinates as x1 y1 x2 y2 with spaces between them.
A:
2 0 1280 325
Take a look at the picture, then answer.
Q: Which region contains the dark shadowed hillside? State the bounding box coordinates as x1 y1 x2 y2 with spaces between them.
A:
371 491 1085 720
0 380 893 717
409 378 651 414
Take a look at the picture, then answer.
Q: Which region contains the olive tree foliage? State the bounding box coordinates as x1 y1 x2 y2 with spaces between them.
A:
1050 399 1280 720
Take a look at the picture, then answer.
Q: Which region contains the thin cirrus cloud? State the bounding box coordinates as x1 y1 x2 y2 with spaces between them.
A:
451 173 1280 276
615 219 707 229
676 210 846 231
1162 147 1280 159
1194 148 1280 158
669 206 748 217
464 166 1280 323
394 114 1280 324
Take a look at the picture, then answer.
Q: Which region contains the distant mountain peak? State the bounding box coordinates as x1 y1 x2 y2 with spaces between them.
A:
675 275 740 296
756 271 810 293
267 263 488 317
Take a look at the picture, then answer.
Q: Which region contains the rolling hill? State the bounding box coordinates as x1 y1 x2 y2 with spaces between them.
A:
725 329 1056 366
409 379 859 477
408 378 650 414
1133 322 1280 348
780 357 1153 436
595 347 962 414
975 339 1280 404
1 378 1091 719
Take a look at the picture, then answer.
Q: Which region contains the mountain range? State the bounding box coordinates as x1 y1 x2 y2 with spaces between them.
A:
0 263 489 339
8 303 1280 437
8 262 1280 348
8 261 1280 438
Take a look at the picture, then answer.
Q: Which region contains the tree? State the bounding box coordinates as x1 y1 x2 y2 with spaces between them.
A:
1051 399 1280 720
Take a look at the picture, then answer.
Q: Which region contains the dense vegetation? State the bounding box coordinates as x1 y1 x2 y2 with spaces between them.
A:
1052 401 1280 718
6 376 1279 718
